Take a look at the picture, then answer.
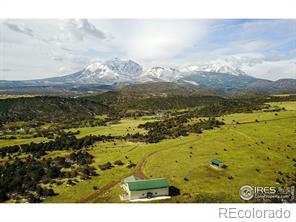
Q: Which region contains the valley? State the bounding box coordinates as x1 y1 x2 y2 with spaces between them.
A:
1 18 295 207
0 88 295 203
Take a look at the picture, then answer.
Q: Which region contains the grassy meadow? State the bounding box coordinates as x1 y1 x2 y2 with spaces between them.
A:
44 102 296 203
1 101 296 203
66 116 158 138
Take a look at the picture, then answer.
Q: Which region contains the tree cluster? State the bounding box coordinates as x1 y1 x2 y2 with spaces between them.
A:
0 150 96 203
0 133 116 158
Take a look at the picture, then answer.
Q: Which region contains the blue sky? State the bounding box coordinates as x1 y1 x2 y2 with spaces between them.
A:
0 19 295 80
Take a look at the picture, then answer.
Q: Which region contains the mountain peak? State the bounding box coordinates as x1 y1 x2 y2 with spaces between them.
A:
203 62 246 76
84 62 104 73
140 66 183 82
104 58 143 77
2 57 295 94
183 62 246 76
69 58 143 84
57 59 249 85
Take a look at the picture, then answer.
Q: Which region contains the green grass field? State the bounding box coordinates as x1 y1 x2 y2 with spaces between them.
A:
45 141 161 203
0 95 36 99
0 116 157 148
2 102 296 203
142 118 295 202
0 137 49 147
66 116 158 138
140 102 296 202
268 101 296 111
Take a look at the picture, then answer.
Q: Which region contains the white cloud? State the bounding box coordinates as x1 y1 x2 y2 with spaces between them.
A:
242 58 296 80
0 19 295 81
0 19 113 80
3 20 33 37
62 19 108 41
100 20 209 62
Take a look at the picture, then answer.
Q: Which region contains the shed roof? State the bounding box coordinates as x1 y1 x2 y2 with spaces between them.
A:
127 178 169 191
211 159 222 165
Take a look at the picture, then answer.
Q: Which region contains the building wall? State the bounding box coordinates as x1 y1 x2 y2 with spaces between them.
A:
129 187 169 200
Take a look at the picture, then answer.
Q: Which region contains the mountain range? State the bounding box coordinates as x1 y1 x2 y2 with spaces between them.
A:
0 58 295 95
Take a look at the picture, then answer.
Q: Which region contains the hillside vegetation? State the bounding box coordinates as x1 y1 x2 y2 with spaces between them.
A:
0 86 295 203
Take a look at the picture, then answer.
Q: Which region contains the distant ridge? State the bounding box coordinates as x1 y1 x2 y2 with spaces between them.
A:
0 58 295 95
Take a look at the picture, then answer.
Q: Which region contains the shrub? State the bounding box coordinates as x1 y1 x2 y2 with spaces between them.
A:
222 164 228 169
0 191 9 202
99 162 113 170
114 160 124 166
67 180 76 186
127 162 136 168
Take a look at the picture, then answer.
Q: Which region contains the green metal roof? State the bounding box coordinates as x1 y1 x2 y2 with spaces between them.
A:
127 178 169 191
211 159 222 165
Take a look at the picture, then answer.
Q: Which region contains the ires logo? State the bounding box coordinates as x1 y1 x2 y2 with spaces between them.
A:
239 185 278 201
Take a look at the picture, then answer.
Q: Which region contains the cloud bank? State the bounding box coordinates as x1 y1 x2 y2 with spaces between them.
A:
0 19 295 80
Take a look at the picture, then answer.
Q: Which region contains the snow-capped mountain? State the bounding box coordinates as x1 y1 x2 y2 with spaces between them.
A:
201 63 246 76
180 65 201 73
139 66 183 82
75 62 124 84
45 58 143 84
65 59 254 89
182 63 246 76
75 58 143 84
178 62 255 90
43 58 249 85
2 58 294 94
104 58 143 77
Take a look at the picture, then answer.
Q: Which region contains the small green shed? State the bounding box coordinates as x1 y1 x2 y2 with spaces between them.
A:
211 159 224 167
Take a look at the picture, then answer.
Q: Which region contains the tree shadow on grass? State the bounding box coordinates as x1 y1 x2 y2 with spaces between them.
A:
169 186 181 197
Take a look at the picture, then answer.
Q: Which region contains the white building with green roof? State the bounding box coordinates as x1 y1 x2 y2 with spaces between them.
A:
121 176 170 201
